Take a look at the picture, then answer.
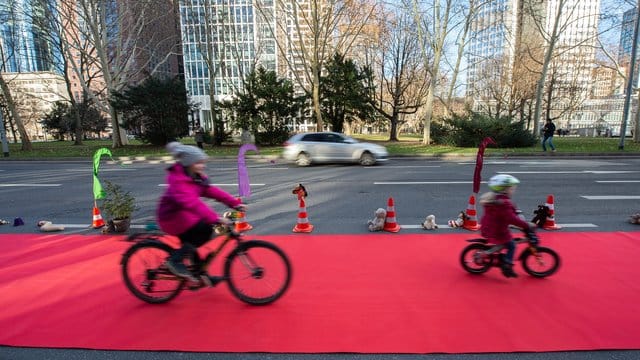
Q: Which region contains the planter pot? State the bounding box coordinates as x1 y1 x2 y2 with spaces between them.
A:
112 218 131 233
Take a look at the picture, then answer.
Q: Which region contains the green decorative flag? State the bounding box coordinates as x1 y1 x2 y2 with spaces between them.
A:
93 148 114 200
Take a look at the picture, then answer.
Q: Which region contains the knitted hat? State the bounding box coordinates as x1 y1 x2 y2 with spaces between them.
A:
166 141 208 167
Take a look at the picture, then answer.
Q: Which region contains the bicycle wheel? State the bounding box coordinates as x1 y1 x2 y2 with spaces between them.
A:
521 246 560 278
460 243 493 274
121 241 185 304
224 240 291 305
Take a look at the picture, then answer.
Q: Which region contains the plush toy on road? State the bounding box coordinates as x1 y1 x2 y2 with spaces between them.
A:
422 214 438 230
447 211 467 228
367 208 387 231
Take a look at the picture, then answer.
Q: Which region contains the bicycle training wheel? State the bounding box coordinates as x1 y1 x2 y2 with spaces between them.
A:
121 241 185 304
460 243 493 274
521 246 560 278
224 240 291 305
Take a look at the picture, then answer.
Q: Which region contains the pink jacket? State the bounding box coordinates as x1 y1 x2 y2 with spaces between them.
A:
480 193 529 244
156 164 241 236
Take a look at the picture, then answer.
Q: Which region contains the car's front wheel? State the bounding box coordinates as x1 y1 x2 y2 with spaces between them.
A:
359 151 376 166
296 152 311 166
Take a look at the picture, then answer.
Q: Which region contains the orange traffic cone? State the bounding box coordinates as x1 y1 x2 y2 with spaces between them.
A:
234 198 253 232
92 206 105 228
293 197 314 233
463 195 481 231
383 197 401 232
543 194 562 230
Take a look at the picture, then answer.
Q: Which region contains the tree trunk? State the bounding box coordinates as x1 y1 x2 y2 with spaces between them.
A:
0 73 32 150
531 0 564 137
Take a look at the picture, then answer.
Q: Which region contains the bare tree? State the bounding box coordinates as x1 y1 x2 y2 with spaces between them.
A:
526 0 598 136
58 0 181 148
261 0 377 132
409 0 457 145
371 8 428 141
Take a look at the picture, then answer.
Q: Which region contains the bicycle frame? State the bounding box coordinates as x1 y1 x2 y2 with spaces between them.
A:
194 228 243 275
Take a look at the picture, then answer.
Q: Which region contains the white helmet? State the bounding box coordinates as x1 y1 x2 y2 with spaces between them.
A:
488 174 520 193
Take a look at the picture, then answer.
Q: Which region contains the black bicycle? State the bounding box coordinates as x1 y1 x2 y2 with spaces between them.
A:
121 214 291 305
460 231 560 278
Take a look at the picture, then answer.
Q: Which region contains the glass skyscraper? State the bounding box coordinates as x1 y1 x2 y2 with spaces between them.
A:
0 0 62 74
178 0 277 129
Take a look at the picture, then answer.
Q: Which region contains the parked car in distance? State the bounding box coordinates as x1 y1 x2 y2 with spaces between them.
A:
283 132 389 166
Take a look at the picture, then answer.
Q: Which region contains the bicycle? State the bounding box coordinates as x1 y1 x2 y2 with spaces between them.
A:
459 230 560 278
121 212 292 305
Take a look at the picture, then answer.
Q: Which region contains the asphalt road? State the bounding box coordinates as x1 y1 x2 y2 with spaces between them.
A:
1 155 639 359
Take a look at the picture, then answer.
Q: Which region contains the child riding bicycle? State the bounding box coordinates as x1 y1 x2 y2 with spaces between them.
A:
157 142 246 283
479 174 536 278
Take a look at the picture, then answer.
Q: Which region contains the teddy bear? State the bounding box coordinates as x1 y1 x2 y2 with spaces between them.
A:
629 213 640 225
531 205 550 228
37 220 65 232
447 211 467 228
367 208 387 231
421 214 438 230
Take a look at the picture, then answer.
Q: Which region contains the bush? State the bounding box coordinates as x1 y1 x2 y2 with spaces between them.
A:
434 112 536 148
255 128 290 145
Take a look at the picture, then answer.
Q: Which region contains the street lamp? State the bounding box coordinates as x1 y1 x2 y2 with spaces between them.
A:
620 0 640 149
0 110 9 157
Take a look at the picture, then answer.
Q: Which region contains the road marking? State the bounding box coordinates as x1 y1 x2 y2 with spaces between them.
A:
39 222 602 230
0 183 62 187
158 183 266 187
503 171 639 174
367 165 441 168
596 180 640 183
375 181 476 185
384 223 598 229
581 195 640 200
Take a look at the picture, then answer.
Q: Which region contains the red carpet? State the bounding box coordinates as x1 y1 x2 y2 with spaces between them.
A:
1 231 639 354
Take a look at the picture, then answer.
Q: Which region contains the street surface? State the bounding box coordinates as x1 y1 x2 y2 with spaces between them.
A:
1 156 639 359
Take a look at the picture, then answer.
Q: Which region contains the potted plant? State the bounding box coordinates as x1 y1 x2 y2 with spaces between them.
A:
101 180 137 232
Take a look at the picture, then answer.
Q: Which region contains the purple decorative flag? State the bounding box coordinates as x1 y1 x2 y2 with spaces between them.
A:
473 137 496 194
238 144 259 198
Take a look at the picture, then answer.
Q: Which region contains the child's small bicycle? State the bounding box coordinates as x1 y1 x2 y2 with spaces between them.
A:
121 213 291 305
459 230 560 278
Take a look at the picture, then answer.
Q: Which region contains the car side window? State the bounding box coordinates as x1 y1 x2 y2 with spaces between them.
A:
325 134 342 143
302 134 320 142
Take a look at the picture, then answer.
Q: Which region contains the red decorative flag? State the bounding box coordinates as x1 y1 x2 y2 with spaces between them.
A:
473 137 496 194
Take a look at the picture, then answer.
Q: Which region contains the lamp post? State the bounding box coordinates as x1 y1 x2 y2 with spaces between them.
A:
620 0 640 149
0 110 9 157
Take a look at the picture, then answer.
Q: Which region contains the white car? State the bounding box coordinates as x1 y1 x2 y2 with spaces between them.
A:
283 132 389 166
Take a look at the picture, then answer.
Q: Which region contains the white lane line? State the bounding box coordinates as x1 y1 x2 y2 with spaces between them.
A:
158 183 266 187
56 224 149 229
0 183 62 187
378 223 598 229
375 181 476 185
503 171 639 174
581 195 640 200
596 180 640 183
52 223 601 230
367 166 441 168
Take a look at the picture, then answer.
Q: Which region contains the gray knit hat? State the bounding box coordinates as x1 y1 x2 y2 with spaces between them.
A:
166 141 208 166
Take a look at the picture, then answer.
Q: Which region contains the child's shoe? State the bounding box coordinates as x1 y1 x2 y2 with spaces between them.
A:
500 263 518 278
165 259 198 282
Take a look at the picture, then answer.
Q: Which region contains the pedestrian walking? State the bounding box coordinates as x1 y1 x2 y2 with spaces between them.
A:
542 119 556 152
194 125 205 149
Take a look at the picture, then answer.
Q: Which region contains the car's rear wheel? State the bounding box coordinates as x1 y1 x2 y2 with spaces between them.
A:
359 151 376 166
296 152 311 166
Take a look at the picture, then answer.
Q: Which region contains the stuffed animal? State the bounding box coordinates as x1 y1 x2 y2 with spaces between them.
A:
531 205 550 228
367 208 387 231
447 211 467 228
37 220 65 232
629 213 640 225
422 214 438 230
292 183 308 200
